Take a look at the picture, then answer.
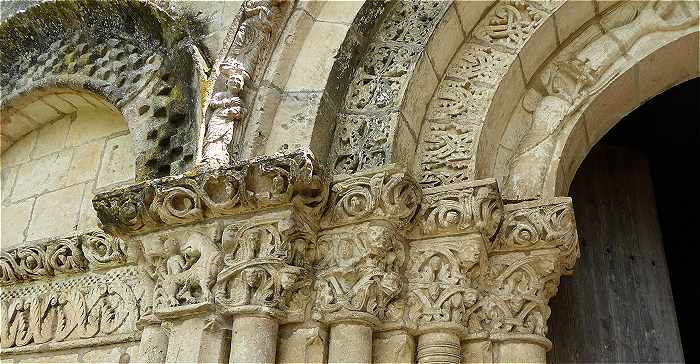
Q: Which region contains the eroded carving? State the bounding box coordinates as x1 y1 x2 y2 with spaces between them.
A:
94 149 327 235
215 212 313 320
1 232 128 286
322 167 421 229
148 231 223 312
314 222 405 325
0 266 143 351
202 0 288 165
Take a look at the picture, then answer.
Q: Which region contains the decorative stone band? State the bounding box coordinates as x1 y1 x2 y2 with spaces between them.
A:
0 231 128 286
0 265 144 354
93 148 328 236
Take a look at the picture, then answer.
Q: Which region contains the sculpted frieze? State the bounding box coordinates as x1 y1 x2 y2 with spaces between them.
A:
93 149 327 235
1 231 128 286
0 266 143 353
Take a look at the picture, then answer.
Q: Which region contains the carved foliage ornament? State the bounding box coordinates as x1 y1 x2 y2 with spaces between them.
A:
1 232 127 286
407 236 482 327
215 214 313 319
414 180 503 240
94 149 327 235
322 168 421 229
0 267 143 350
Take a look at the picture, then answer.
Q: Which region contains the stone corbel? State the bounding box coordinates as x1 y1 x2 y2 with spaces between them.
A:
481 197 579 363
315 165 421 363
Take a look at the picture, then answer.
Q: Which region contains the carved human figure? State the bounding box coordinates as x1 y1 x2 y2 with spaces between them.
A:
202 61 250 167
504 0 698 199
154 232 222 308
231 0 281 72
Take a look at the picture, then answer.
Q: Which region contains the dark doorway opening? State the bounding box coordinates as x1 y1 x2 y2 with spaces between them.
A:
548 78 698 363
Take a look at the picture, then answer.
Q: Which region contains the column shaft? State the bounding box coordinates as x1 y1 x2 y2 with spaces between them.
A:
495 341 545 364
416 331 461 364
229 315 279 363
328 323 373 363
138 323 168 363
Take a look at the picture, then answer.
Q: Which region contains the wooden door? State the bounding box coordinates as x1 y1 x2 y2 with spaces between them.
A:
547 145 684 363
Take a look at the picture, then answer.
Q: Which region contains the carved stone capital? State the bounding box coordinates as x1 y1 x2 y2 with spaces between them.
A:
93 149 328 236
407 234 484 334
1 231 129 286
470 197 579 345
313 221 406 327
492 197 579 273
136 225 223 320
214 209 314 322
411 179 503 240
321 165 421 229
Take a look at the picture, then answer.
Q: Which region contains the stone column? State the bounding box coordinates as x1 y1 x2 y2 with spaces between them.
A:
407 180 503 364
93 150 327 364
316 166 421 364
136 316 168 363
229 315 279 363
328 322 374 363
487 197 579 364
215 209 317 364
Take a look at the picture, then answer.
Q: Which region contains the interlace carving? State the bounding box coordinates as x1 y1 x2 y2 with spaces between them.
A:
407 237 481 327
215 213 313 320
473 1 549 50
1 232 128 286
329 1 449 175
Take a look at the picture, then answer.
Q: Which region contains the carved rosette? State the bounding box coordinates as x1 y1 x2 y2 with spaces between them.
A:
214 210 315 322
1 231 128 286
474 197 579 346
94 149 327 235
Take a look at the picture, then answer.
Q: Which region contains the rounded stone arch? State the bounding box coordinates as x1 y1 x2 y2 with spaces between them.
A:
0 0 209 180
476 1 699 201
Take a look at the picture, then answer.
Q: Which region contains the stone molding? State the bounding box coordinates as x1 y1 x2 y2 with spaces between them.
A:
0 265 144 354
0 231 128 286
92 148 327 236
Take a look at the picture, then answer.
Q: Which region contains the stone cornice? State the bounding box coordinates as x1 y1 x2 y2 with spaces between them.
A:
93 149 328 236
0 231 128 286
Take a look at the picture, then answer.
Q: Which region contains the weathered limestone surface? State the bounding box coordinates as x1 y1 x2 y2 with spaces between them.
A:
1 0 696 362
